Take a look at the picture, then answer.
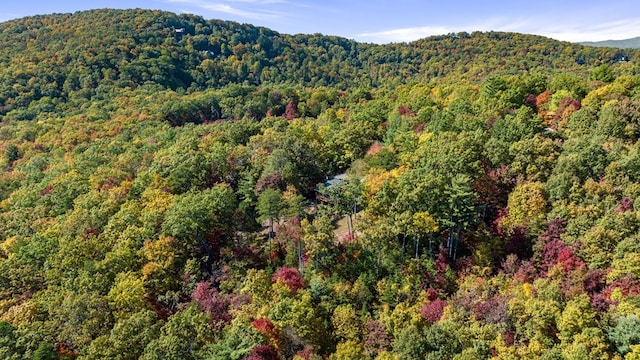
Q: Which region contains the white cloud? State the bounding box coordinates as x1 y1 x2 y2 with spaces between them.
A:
165 0 286 20
222 0 285 3
355 16 640 44
353 17 541 43
537 18 640 42
201 3 283 19
167 0 283 4
356 26 457 43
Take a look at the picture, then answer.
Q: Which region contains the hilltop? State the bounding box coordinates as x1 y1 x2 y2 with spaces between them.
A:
0 8 635 121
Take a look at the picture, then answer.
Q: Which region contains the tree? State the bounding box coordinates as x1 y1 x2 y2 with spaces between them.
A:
246 345 279 360
420 299 447 324
411 211 439 258
269 290 328 352
393 323 460 360
273 266 305 294
161 185 236 274
557 294 597 342
562 327 610 360
141 235 180 296
331 304 361 342
499 181 547 237
509 135 560 182
85 310 161 360
318 175 363 239
0 322 22 360
257 188 284 257
301 214 335 272
43 289 114 352
507 280 563 347
281 185 307 219
590 65 614 83
202 320 263 360
162 186 237 241
609 315 640 356
444 174 478 260
363 321 391 358
284 100 298 120
330 340 364 360
4 144 19 165
191 281 231 332
141 305 214 360
32 342 57 360
108 271 147 320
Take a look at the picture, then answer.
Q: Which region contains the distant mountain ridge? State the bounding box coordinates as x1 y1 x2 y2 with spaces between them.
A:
581 36 640 48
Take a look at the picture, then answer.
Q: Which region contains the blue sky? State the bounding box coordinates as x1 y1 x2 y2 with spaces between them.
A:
2 0 639 43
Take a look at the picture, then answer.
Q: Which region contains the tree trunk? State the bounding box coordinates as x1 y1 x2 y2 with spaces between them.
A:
447 228 453 258
352 201 358 240
453 225 461 261
268 218 273 261
298 239 304 275
195 227 213 274
429 233 433 256
376 245 381 276
401 233 407 262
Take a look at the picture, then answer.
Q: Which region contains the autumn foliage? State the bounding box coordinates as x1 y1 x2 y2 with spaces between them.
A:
0 8 639 360
272 267 305 293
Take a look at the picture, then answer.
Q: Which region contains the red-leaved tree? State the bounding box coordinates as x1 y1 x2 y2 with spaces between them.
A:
246 345 279 360
272 266 305 293
192 281 231 331
420 299 447 324
284 100 297 120
253 318 281 348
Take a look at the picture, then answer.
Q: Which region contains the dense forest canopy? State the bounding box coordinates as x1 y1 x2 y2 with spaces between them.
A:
2 8 640 360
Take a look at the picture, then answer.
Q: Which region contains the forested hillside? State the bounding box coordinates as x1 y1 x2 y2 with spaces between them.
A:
582 37 640 49
2 8 640 360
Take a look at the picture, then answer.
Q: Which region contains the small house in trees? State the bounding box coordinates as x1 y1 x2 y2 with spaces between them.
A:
324 173 347 188
316 173 347 203
614 54 630 63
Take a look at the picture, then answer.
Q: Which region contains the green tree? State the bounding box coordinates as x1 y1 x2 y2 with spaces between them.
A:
393 324 460 360
609 315 640 356
590 65 615 83
562 327 610 360
32 341 57 360
107 271 147 320
499 181 548 236
301 214 335 271
162 185 236 272
444 174 478 260
142 305 214 360
330 340 365 360
4 144 19 164
331 304 361 342
200 319 263 360
257 188 284 256
0 322 22 360
557 294 597 342
85 310 161 360
318 175 363 239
